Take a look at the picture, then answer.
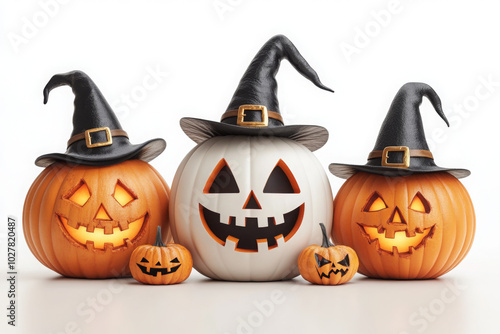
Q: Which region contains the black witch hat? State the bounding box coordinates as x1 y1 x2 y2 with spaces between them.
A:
180 35 334 152
329 83 470 179
35 70 166 167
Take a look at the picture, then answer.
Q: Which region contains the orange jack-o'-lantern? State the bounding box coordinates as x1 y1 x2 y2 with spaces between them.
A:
329 83 475 279
332 172 474 279
24 160 170 278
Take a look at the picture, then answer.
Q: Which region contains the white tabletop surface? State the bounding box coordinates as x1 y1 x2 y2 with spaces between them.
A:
4 255 498 334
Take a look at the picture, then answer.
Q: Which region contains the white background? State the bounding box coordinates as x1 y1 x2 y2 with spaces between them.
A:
1 1 499 333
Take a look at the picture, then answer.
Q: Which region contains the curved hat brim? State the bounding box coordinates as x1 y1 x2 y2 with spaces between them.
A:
180 117 329 152
329 163 471 180
35 138 166 167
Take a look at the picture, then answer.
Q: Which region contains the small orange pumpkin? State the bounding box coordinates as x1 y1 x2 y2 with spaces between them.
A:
298 223 359 285
130 226 193 284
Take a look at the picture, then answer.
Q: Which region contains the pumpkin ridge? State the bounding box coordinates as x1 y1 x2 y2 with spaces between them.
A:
24 165 59 270
46 164 75 276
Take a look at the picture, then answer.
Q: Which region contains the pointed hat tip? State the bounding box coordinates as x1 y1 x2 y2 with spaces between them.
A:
400 82 449 127
43 88 50 104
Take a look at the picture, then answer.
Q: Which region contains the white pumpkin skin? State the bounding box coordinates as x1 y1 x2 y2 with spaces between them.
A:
170 136 333 281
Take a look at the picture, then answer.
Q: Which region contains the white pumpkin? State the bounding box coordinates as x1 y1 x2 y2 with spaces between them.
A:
170 135 333 281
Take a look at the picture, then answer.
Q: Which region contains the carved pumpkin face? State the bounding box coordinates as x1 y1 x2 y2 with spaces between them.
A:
170 136 333 281
23 160 170 278
298 224 359 285
332 172 475 279
130 227 192 285
55 172 148 251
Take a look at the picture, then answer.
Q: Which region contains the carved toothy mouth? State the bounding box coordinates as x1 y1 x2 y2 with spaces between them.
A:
317 268 349 278
358 223 436 255
199 203 305 252
57 213 148 251
136 264 181 276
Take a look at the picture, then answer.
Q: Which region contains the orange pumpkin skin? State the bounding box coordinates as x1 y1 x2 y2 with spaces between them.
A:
332 172 475 279
298 224 358 285
23 160 170 278
129 227 193 285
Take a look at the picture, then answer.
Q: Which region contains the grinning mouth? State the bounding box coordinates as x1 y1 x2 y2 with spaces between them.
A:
358 223 435 255
317 268 348 279
136 263 181 277
57 213 148 251
199 203 305 252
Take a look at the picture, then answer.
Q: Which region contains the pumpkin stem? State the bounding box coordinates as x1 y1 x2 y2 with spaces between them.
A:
153 226 167 247
320 223 334 248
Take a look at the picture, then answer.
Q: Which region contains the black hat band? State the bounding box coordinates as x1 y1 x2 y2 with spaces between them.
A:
367 146 434 169
67 127 129 148
220 105 284 128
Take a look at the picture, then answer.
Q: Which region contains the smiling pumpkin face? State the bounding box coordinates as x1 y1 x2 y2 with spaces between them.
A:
170 136 333 281
199 157 305 253
129 227 193 285
55 171 149 251
23 160 170 278
332 172 475 279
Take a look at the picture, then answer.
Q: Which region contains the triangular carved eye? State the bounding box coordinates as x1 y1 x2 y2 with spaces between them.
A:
140 257 149 263
170 257 180 263
315 254 332 267
337 254 350 267
204 159 240 193
263 159 300 193
410 192 431 213
363 192 388 212
65 180 91 206
113 181 137 207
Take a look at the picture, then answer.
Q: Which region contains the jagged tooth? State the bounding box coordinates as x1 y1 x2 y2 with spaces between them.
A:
275 215 285 225
408 246 416 254
234 216 246 227
225 237 238 250
370 236 380 246
104 243 114 250
384 229 396 239
86 224 95 232
66 218 79 229
257 217 267 228
392 246 399 256
275 235 285 247
119 220 129 231
124 238 133 247
104 225 114 235
219 213 232 225
268 217 276 227
377 226 385 234
414 227 424 234
86 241 95 251
406 228 416 237
257 241 268 252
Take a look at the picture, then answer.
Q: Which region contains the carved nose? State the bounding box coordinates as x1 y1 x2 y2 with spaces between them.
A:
388 207 406 224
243 191 262 209
95 204 112 220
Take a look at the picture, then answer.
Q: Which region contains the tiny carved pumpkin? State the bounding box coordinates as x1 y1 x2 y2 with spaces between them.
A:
298 223 358 285
333 172 475 279
23 160 170 278
130 226 192 284
170 136 333 281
